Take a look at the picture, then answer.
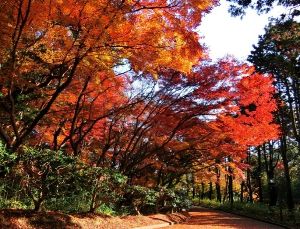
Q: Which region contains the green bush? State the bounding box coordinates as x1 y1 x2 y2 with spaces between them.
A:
96 203 117 216
0 144 129 213
85 167 127 213
43 162 127 213
19 147 83 211
0 141 197 215
161 188 192 210
0 142 27 209
0 141 17 175
128 185 158 215
44 192 91 213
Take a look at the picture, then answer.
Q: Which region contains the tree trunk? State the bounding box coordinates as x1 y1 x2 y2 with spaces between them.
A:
198 185 202 205
228 157 234 206
246 151 253 203
201 182 205 199
216 182 221 202
257 147 263 203
33 198 44 212
27 188 45 212
89 176 101 213
228 174 234 205
280 136 294 210
240 181 244 203
223 175 228 203
186 174 190 197
89 189 97 213
216 167 221 202
208 182 213 200
134 205 141 215
263 143 277 207
192 173 196 199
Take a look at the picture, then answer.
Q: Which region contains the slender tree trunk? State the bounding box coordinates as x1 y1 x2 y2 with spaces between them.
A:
186 174 190 197
228 173 234 205
268 170 277 206
208 182 213 200
240 181 244 203
277 84 295 210
263 143 277 206
228 157 234 205
198 185 201 204
257 147 263 203
227 163 234 205
201 182 205 199
90 176 102 213
33 198 44 212
192 173 196 199
246 172 253 203
27 189 45 212
280 136 294 210
216 182 221 202
192 186 196 199
246 151 253 203
156 166 163 187
215 167 221 202
89 189 97 213
223 175 228 203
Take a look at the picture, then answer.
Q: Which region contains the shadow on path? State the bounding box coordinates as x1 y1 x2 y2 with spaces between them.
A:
164 208 284 229
0 209 81 229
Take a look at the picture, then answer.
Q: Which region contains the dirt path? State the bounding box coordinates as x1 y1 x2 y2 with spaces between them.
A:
163 208 284 229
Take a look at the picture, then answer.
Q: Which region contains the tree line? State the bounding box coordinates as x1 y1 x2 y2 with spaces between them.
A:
195 0 300 214
0 0 298 215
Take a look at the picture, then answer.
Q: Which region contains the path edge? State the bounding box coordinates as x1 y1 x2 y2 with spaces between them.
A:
133 213 191 229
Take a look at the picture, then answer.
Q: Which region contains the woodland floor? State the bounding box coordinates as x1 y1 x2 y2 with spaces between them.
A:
0 208 289 229
0 209 189 229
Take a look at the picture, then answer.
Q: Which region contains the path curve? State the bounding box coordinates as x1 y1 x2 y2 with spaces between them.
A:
164 208 284 229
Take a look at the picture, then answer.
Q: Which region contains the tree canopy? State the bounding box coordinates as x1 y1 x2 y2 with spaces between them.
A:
1 0 294 217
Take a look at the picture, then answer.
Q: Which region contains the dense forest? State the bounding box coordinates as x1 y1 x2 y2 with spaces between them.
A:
0 0 299 222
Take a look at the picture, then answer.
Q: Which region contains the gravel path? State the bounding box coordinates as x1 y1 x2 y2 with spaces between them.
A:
163 208 284 229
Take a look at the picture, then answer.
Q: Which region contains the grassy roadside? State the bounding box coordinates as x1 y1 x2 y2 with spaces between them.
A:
193 199 300 229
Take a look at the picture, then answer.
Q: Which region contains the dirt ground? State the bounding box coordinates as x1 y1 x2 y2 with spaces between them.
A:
0 209 189 229
0 208 288 229
164 208 284 229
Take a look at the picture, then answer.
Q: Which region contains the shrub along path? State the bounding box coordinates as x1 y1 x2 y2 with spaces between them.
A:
163 208 285 229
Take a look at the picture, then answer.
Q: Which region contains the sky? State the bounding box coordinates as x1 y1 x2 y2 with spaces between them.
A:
197 0 287 61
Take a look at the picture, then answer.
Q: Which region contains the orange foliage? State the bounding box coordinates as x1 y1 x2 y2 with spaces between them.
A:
0 0 217 150
0 1 279 189
221 66 279 147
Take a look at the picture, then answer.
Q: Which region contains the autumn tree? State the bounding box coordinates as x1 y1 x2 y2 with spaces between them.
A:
225 0 299 210
194 64 279 204
83 60 279 198
247 19 299 210
0 0 284 215
0 0 215 151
